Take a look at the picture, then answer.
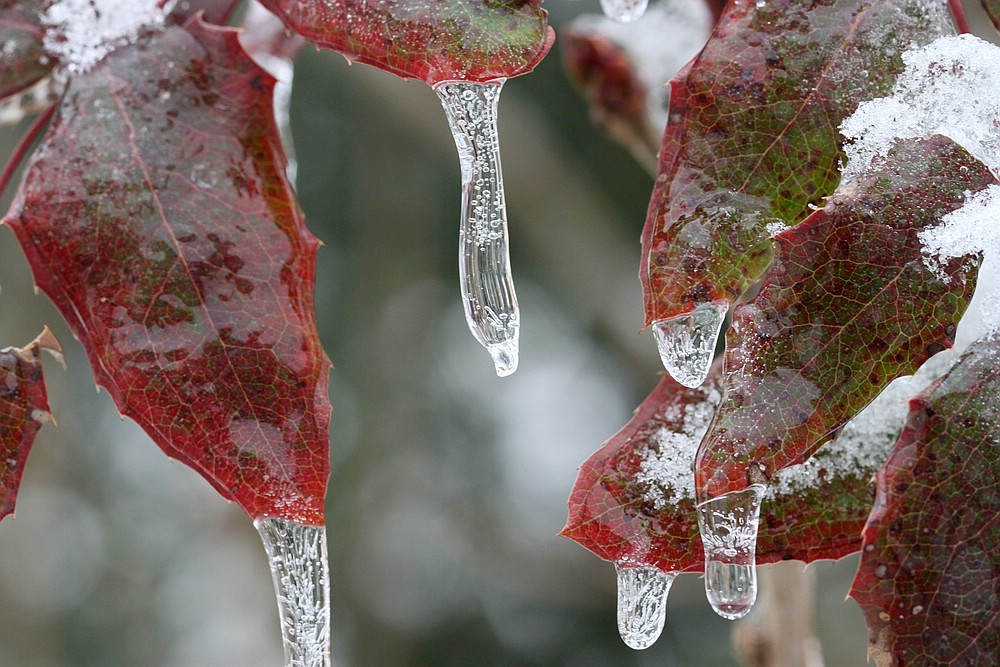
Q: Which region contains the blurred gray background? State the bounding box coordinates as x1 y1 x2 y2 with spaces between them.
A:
0 1 898 664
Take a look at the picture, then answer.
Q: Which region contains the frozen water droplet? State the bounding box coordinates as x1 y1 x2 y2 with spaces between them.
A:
696 484 765 620
615 564 674 650
600 0 648 23
435 79 520 377
255 518 331 667
652 301 728 388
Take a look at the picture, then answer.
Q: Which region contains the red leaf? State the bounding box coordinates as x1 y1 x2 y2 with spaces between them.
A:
256 0 554 85
563 365 874 573
694 136 997 501
640 0 954 327
560 1 712 172
168 0 243 25
0 1 53 101
850 333 1000 667
4 19 332 525
0 328 61 523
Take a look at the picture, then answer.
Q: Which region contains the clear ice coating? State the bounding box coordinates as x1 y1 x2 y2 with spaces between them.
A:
255 518 331 667
600 0 649 23
652 300 728 388
615 563 675 650
696 484 766 620
435 80 520 377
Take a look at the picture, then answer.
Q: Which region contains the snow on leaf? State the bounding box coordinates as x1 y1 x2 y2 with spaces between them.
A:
0 1 54 101
694 135 996 501
561 0 712 170
640 0 953 327
0 327 61 523
3 19 332 525
562 365 878 573
850 333 1000 667
256 0 554 85
41 0 177 74
841 34 1000 183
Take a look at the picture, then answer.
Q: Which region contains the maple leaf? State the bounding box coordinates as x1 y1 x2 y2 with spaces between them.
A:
4 18 332 525
850 333 1000 667
640 0 954 327
0 328 61 523
0 1 53 101
694 135 997 501
256 0 554 84
562 365 875 573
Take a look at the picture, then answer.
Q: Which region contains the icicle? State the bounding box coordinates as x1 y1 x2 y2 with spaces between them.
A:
600 0 649 23
696 484 766 620
652 300 728 388
615 563 675 650
255 518 331 667
435 80 520 377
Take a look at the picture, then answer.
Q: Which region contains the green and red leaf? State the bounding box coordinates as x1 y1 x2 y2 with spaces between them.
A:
694 136 995 501
256 0 554 85
0 1 53 102
562 365 874 573
0 328 61 523
850 333 1000 667
4 19 332 525
640 0 953 327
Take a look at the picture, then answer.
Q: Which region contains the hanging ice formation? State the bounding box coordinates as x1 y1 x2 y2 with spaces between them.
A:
652 300 728 388
600 0 650 23
256 518 332 667
696 484 766 620
435 80 520 376
615 564 675 649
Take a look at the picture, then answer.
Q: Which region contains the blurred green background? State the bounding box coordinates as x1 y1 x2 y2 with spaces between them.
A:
0 1 895 665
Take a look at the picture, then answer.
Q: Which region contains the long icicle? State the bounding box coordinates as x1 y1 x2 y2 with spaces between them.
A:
256 518 332 667
435 80 520 377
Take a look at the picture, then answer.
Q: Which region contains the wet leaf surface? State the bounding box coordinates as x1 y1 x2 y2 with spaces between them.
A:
0 328 60 523
0 1 53 101
640 0 953 326
850 333 1000 667
4 19 331 525
257 0 554 84
168 0 243 26
563 366 874 572
694 136 996 500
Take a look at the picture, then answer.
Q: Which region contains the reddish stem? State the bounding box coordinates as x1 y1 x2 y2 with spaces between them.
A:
949 0 971 33
0 102 55 204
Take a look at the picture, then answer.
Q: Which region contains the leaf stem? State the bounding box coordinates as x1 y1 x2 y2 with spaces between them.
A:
0 102 56 204
948 0 971 33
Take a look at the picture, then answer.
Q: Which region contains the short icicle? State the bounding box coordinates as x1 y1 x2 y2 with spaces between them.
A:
696 484 766 620
615 563 675 650
435 80 520 377
255 518 332 667
652 300 728 389
600 0 650 23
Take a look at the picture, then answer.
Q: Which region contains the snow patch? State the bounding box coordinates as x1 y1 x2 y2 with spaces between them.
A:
841 34 1000 180
635 386 719 507
43 0 177 74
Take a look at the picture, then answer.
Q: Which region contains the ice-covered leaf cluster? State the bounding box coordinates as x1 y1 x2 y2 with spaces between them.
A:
43 0 176 74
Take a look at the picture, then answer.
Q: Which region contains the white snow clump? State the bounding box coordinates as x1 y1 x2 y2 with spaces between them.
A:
43 0 177 74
